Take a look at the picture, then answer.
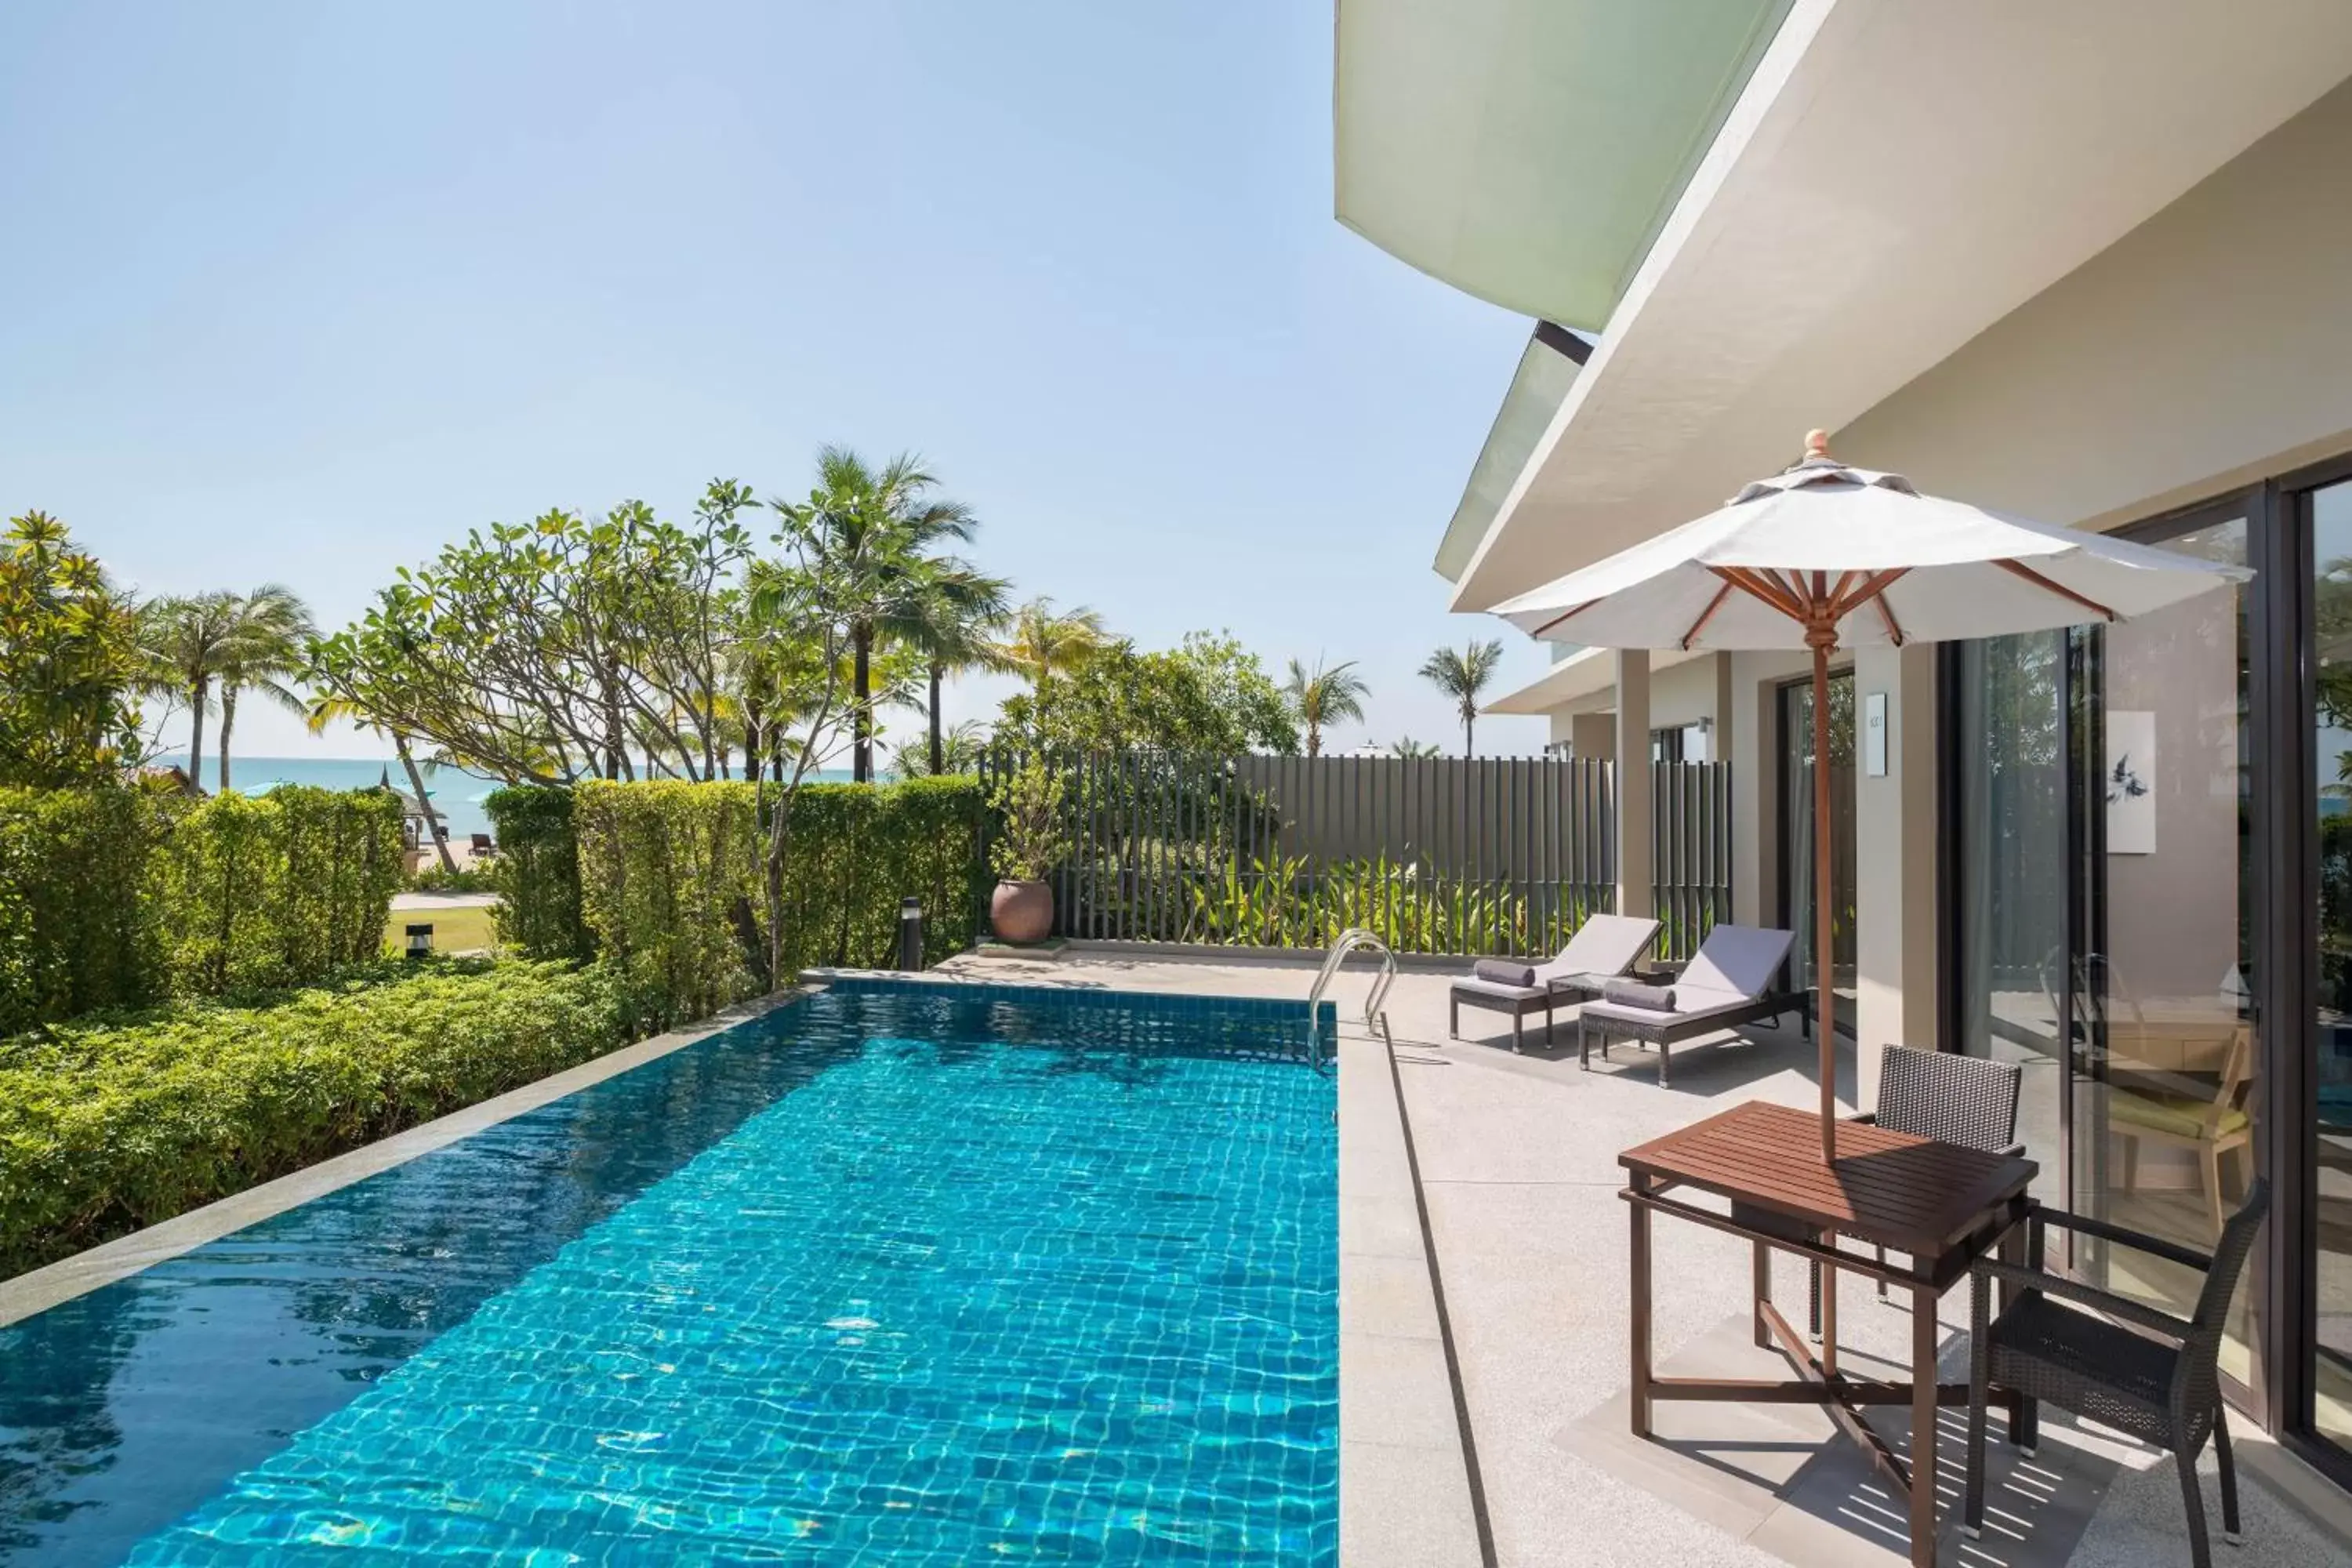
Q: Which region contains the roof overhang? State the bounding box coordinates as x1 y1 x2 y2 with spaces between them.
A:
1483 645 1708 716
1439 0 2352 611
1334 0 1794 332
1433 322 1588 583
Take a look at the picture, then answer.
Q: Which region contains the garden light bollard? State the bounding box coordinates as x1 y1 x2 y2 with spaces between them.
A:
405 923 434 960
898 898 924 971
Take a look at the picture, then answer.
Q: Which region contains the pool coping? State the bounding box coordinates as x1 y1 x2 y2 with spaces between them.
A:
0 989 809 1330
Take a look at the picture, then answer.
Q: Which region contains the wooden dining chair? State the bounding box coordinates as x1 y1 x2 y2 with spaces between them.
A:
2109 1024 2255 1238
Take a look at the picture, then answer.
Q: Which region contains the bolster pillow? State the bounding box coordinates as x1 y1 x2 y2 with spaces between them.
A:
1473 959 1538 988
1602 978 1677 1012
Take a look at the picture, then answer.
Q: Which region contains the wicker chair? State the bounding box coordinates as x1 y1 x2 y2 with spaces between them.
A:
1963 1179 2270 1568
1741 1047 2024 1336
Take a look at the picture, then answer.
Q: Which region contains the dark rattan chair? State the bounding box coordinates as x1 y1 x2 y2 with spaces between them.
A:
1963 1178 2270 1568
1743 1047 2025 1336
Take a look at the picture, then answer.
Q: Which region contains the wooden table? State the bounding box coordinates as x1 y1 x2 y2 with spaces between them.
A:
1620 1101 2038 1566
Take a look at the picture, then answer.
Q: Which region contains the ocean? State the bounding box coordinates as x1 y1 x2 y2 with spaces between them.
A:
157 757 858 844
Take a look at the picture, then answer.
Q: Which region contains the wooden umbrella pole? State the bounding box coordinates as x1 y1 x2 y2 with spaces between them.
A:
1811 628 1838 1163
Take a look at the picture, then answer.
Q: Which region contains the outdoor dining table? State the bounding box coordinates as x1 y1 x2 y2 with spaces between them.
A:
1620 1101 2038 1566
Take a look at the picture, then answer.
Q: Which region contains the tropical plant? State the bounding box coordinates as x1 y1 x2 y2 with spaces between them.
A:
887 719 988 779
1388 737 1441 759
0 512 146 788
989 596 1111 686
1183 851 1529 954
306 692 457 873
308 481 758 786
989 760 1070 882
139 590 241 793
902 562 1013 776
771 448 978 783
211 584 315 792
1283 655 1368 758
996 633 1298 755
1418 637 1506 757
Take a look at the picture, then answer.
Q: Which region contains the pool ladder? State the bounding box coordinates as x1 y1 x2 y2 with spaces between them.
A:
1305 927 1396 1070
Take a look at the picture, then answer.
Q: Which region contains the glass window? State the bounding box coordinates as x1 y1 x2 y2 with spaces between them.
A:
2310 481 2352 1450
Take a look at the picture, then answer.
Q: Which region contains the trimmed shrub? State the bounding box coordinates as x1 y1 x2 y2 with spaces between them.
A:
775 776 987 973
0 785 184 1036
575 779 762 1024
0 960 641 1276
564 776 988 1018
485 785 592 960
154 786 405 996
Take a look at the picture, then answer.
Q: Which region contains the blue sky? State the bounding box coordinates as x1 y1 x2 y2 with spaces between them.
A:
0 0 1548 760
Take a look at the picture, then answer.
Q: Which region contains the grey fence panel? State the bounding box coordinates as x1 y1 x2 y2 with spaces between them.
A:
978 749 1729 959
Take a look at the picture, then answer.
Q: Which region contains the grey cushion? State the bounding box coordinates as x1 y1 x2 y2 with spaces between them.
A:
1602 978 1675 1011
1679 925 1796 1000
1548 913 1662 979
1453 976 1545 1002
1475 958 1538 987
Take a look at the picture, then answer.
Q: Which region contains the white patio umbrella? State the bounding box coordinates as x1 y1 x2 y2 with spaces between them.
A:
1490 432 2251 1161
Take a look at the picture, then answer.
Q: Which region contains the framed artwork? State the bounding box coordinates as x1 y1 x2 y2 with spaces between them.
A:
2107 709 2156 855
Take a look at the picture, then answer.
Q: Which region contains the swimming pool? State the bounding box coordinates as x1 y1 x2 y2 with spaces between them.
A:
0 979 1339 1565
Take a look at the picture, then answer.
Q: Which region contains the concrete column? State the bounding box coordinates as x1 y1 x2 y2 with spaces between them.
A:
1614 651 1652 916
1568 711 1614 763
1729 654 1775 930
1708 652 1734 766
1853 644 1940 1112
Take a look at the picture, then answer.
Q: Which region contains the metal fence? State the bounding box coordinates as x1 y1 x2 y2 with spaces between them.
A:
979 749 1732 960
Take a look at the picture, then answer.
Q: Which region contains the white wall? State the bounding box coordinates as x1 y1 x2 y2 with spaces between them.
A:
1839 74 2352 528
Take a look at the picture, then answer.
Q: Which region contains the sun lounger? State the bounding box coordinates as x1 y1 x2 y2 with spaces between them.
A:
1448 913 1663 1052
1577 924 1798 1087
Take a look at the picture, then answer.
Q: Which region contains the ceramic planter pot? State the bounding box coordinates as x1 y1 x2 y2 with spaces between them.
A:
990 879 1054 945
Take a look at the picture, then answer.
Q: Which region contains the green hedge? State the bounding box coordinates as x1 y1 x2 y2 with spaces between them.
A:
154 786 405 996
0 960 641 1276
566 776 987 1020
0 785 184 1036
485 785 591 960
774 776 988 974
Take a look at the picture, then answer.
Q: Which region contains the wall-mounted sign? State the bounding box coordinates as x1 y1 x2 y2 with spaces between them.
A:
1864 691 1888 778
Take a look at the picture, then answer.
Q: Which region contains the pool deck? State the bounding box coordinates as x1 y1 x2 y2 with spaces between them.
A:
935 945 2352 1568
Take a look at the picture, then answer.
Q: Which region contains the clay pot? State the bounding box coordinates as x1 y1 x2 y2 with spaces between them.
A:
990 879 1054 945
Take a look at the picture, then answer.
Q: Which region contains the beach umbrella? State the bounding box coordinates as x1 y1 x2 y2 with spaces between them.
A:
1489 431 2251 1160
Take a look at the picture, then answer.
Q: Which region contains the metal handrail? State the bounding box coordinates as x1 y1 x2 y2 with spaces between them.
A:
1305 927 1396 1069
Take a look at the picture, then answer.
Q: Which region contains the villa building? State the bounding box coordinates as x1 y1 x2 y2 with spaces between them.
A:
1339 0 2352 1496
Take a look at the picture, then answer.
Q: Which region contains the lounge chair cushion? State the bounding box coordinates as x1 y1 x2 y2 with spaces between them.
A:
1602 979 1675 1011
1552 913 1664 980
1452 975 1546 1003
2109 1090 2249 1140
1580 984 1759 1027
1678 925 1796 1000
1475 959 1538 987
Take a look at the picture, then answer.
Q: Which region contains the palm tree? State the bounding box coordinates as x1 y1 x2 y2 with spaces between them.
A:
1283 655 1369 758
770 447 978 783
989 597 1110 686
897 562 1014 776
1388 737 1440 759
138 592 238 793
1418 638 1505 757
212 584 315 791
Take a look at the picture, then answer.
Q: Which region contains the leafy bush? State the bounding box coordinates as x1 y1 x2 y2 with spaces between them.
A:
575 779 763 1025
986 760 1069 881
563 775 987 1018
0 960 642 1277
0 784 185 1036
1185 851 1534 955
154 786 405 996
486 786 590 960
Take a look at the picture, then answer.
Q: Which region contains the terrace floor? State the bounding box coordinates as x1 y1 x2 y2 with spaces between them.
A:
936 945 2352 1568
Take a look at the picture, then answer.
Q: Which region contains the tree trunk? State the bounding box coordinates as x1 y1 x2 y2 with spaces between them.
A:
397 734 458 874
1463 711 1475 758
217 687 238 792
852 624 873 783
185 677 209 794
927 659 945 776
1307 722 1321 760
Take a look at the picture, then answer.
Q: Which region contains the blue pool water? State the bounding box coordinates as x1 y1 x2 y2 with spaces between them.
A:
0 981 1338 1565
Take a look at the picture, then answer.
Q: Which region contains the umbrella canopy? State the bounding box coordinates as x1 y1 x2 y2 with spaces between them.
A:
1490 432 2251 1161
1492 438 2251 652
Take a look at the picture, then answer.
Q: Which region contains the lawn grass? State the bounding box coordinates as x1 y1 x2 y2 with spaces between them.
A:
383 904 499 956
